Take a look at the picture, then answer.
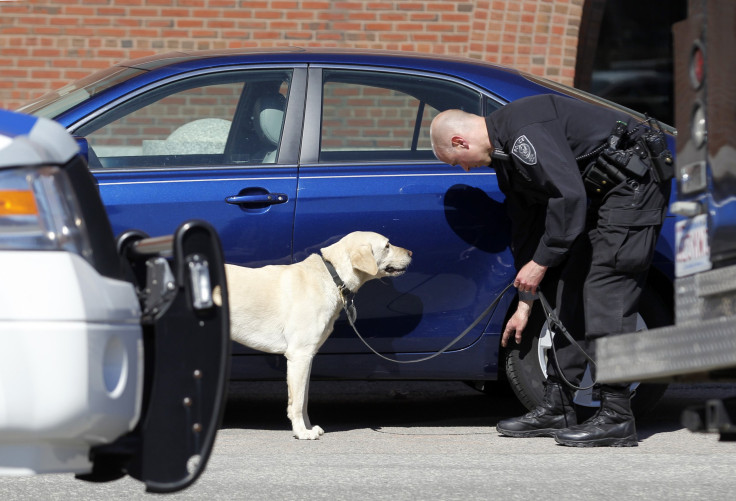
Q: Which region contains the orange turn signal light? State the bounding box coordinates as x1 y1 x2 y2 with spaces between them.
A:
0 190 39 216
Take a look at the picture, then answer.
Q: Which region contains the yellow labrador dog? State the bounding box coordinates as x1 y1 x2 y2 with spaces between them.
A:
219 231 412 439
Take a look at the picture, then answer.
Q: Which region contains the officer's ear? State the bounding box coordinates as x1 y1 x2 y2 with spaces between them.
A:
451 135 469 149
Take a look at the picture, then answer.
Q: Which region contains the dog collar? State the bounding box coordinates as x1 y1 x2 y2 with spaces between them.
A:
321 256 355 298
321 256 357 324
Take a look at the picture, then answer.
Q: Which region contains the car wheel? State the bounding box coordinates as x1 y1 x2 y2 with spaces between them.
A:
503 283 671 419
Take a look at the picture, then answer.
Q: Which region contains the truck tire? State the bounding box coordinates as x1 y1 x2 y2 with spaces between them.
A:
503 283 671 419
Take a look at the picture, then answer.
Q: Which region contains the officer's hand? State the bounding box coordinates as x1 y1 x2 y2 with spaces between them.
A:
502 300 533 347
514 260 548 294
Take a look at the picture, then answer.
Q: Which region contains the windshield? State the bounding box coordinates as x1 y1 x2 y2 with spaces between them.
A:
17 66 146 119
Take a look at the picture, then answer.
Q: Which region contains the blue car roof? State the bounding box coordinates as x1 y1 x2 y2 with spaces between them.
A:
21 48 645 131
0 109 79 168
24 48 555 127
115 47 541 99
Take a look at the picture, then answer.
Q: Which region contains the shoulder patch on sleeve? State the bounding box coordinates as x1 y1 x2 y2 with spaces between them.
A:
511 135 537 165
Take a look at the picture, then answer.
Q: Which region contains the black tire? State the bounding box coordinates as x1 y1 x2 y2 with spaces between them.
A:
503 283 672 419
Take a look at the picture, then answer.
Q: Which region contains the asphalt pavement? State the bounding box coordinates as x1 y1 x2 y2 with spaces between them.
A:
1 380 735 500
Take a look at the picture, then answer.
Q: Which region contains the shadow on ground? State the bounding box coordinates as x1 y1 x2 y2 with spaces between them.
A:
221 380 526 433
221 380 736 438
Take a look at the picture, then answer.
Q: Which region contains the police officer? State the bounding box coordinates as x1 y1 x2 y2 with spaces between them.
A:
429 94 671 447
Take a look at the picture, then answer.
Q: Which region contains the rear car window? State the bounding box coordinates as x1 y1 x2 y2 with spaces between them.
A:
319 70 484 163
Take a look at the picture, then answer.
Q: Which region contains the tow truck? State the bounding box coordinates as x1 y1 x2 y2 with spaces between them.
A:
596 0 736 440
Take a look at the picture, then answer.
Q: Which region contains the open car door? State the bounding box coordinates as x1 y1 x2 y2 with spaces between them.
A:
0 110 230 493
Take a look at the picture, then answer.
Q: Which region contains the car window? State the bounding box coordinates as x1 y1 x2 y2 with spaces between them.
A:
319 70 482 163
484 95 505 115
77 70 292 169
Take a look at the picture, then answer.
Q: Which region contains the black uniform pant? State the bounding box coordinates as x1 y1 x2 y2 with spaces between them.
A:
544 173 671 385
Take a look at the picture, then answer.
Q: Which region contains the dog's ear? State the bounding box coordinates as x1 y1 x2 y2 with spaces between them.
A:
350 245 378 275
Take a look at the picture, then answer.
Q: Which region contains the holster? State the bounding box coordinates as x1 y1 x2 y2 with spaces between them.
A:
582 119 674 198
582 156 626 198
642 127 674 182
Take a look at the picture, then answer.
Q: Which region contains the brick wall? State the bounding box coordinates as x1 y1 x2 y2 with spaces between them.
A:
0 0 584 110
321 83 433 151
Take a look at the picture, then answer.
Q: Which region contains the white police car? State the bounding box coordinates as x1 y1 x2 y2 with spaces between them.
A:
0 109 230 493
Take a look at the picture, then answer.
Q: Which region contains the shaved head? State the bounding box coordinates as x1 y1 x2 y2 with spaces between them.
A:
430 109 476 160
430 109 493 171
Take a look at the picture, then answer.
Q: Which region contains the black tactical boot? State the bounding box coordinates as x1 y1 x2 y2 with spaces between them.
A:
496 381 576 437
554 385 637 447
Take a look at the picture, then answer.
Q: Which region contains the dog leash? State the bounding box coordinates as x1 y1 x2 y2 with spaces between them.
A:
536 290 597 391
343 281 514 364
326 249 596 379
342 275 596 387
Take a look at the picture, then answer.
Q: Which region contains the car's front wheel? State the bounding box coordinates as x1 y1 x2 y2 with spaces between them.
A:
503 283 671 419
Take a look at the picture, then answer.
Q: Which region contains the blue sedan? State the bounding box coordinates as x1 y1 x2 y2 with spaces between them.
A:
19 48 675 414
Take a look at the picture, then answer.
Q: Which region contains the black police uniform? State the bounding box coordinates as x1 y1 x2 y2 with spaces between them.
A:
486 94 671 386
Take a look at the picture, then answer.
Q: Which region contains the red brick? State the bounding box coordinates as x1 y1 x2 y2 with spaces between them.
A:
366 2 394 9
271 21 299 30
301 1 330 8
396 23 425 32
161 29 190 37
176 19 205 28
98 28 128 37
191 30 218 38
426 24 456 32
192 9 223 18
117 18 146 28
397 2 425 11
208 20 238 29
48 17 79 26
161 8 190 17
410 13 438 22
63 6 96 16
97 7 128 16
252 31 280 39
147 19 174 28
31 48 62 58
316 32 342 41
98 49 127 59
254 10 283 20
441 13 471 23
0 0 584 109
331 22 362 31
352 12 379 21
318 11 346 21
51 58 81 68
129 29 161 38
379 33 409 42
130 8 160 17
412 33 439 42
286 11 314 20
31 69 62 80
2 69 28 78
333 2 365 9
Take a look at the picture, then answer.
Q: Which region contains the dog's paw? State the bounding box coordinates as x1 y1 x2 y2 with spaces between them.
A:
294 426 324 440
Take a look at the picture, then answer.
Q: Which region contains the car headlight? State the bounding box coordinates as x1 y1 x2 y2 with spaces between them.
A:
0 165 93 260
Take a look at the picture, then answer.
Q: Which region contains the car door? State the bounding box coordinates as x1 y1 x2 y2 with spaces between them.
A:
73 67 306 267
295 66 516 355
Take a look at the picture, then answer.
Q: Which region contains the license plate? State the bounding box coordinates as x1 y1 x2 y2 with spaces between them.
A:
675 213 712 277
